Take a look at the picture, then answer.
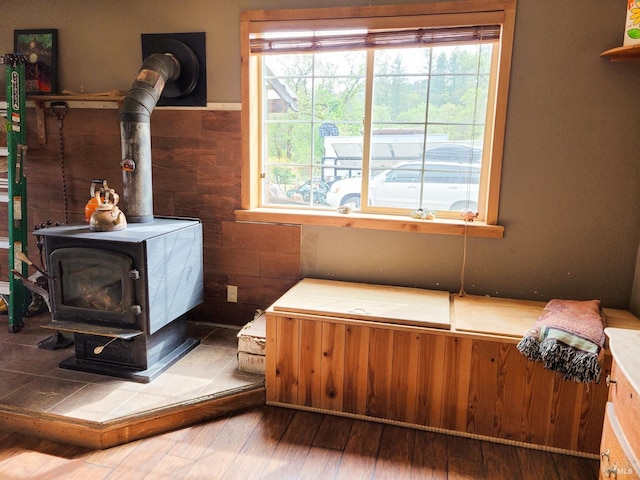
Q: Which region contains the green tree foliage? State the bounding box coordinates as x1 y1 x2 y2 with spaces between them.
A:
264 43 492 190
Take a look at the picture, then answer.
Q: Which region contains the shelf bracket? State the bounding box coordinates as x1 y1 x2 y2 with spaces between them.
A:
33 100 46 145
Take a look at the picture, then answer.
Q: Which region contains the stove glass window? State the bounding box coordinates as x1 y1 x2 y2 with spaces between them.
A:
49 247 136 323
60 258 124 311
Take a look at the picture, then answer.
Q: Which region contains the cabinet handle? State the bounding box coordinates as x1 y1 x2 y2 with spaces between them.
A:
606 375 617 387
604 465 617 478
601 449 610 461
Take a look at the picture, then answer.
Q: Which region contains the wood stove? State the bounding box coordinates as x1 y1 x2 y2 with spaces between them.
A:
39 217 203 382
34 42 208 382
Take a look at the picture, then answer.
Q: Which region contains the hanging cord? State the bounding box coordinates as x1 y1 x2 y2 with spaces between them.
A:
458 37 486 298
458 218 470 297
50 102 68 224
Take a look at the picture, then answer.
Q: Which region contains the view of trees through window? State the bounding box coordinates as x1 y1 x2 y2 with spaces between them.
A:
262 42 493 215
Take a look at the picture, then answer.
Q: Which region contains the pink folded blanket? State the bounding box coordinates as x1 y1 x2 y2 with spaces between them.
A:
516 299 606 383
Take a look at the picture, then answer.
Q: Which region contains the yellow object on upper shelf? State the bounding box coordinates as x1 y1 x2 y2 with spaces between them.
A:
601 1 640 60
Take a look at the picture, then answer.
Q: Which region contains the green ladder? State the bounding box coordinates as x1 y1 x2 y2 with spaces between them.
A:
1 54 30 333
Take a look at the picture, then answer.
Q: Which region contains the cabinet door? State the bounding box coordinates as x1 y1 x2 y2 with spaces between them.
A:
600 403 639 479
609 362 640 456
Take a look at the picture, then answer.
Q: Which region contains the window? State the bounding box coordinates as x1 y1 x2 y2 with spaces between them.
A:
240 0 516 237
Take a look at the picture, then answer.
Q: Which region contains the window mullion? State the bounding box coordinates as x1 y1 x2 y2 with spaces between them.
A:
258 58 266 208
479 40 500 223
310 58 317 208
419 48 435 209
360 50 375 212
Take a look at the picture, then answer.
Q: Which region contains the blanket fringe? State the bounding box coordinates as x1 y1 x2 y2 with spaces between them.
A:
516 335 541 361
516 336 601 383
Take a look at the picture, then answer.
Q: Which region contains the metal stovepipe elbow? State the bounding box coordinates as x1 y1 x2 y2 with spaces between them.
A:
120 53 180 223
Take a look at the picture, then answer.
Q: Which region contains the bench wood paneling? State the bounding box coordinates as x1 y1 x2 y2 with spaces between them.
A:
266 280 640 455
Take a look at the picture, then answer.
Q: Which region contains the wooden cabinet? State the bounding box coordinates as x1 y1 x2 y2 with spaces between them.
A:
601 328 640 479
266 279 640 455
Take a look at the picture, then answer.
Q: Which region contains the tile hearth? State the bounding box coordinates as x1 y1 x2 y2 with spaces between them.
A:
0 312 265 449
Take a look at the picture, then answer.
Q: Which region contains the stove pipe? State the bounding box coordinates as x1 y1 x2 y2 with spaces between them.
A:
120 53 180 223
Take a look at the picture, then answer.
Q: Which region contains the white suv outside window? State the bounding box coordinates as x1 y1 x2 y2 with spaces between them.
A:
326 161 480 212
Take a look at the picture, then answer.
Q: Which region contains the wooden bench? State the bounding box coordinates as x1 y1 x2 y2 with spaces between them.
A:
265 279 640 456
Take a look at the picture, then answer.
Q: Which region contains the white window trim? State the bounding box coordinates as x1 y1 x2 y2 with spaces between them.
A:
239 0 516 238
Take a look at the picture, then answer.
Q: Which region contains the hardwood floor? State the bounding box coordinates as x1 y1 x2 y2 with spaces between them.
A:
0 405 600 479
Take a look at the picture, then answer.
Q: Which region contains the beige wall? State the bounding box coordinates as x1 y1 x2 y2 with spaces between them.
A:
1 0 640 311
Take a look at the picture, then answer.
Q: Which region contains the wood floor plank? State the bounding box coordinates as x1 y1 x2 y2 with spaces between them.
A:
411 430 448 479
167 413 230 460
551 453 598 480
447 434 486 479
481 441 523 479
448 455 486 480
142 454 196 480
516 447 560 480
374 425 414 479
219 406 295 480
300 445 344 480
84 435 141 468
182 408 264 479
106 435 177 478
312 415 353 450
29 438 93 478
60 462 113 480
1 436 89 479
260 409 324 479
334 419 383 480
448 435 483 462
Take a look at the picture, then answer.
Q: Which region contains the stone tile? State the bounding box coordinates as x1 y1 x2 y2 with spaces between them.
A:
0 343 66 375
44 364 107 383
185 321 217 342
165 344 237 379
200 326 240 349
0 370 40 399
106 391 176 418
46 383 139 422
137 370 212 398
1 376 87 411
199 370 264 397
88 375 147 392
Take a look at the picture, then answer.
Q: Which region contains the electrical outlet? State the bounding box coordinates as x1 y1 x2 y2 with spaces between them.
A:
227 285 238 303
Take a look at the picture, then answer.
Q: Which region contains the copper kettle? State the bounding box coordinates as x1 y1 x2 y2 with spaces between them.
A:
89 188 127 232
85 179 109 222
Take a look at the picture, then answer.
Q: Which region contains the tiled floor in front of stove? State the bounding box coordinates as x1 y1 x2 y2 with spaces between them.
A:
0 312 264 423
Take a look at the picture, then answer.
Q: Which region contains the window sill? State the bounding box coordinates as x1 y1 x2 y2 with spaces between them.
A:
234 208 504 238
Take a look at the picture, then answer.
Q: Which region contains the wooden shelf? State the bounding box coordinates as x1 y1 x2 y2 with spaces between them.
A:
28 93 125 103
25 93 125 146
601 44 640 61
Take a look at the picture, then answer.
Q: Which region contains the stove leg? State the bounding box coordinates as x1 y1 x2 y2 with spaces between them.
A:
38 331 74 350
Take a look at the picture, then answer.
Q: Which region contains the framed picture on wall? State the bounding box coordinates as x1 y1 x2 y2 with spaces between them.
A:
13 29 58 94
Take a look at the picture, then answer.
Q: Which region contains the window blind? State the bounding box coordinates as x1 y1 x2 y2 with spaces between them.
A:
250 25 501 55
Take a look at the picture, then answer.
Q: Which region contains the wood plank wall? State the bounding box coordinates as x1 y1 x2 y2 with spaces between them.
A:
10 107 300 326
266 314 611 455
